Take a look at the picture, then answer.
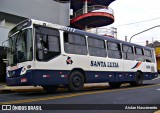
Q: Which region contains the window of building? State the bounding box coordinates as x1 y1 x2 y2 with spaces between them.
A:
88 37 107 57
107 41 122 59
64 32 87 55
122 45 135 60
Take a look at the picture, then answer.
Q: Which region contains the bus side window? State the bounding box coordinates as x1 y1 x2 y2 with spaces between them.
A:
107 41 122 59
64 32 87 55
35 26 60 61
135 47 144 62
144 49 152 63
88 37 107 57
122 44 135 60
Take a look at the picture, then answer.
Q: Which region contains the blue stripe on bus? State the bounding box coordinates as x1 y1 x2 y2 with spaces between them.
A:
6 69 158 86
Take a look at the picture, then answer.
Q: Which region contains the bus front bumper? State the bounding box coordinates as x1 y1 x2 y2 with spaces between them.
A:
6 71 33 86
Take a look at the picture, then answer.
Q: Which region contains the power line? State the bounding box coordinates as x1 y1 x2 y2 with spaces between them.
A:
135 40 160 43
112 17 160 27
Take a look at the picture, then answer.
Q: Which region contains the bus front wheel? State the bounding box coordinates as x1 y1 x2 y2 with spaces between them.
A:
68 71 84 92
130 72 143 86
42 85 59 93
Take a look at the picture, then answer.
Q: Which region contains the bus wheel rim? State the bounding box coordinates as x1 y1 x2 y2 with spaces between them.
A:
73 76 81 87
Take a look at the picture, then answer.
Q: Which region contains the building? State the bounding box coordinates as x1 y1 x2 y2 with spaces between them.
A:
146 41 160 73
0 0 70 81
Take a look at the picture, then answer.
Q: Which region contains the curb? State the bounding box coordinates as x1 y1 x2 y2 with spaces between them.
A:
0 83 130 94
0 89 14 94
153 76 160 80
0 86 44 94
0 83 109 94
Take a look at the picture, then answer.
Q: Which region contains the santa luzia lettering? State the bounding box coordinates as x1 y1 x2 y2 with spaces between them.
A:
90 60 119 68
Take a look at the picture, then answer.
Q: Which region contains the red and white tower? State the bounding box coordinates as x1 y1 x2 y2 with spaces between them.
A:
70 0 115 30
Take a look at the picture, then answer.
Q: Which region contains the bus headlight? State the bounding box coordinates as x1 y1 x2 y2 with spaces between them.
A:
20 65 32 75
20 66 27 75
6 71 10 77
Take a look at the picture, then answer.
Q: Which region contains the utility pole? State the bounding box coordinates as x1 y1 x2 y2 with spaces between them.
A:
84 0 88 31
152 37 154 43
125 36 127 42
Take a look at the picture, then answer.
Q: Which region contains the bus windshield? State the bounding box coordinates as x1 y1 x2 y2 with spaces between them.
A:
7 29 33 66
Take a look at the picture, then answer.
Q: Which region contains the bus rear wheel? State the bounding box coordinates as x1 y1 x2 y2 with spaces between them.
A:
109 82 121 88
68 71 84 92
130 72 143 86
42 85 59 93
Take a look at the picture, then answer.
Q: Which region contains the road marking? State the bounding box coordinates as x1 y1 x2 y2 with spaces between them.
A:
156 88 160 90
0 84 160 105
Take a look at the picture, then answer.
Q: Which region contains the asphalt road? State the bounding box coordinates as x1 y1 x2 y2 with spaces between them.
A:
0 79 160 113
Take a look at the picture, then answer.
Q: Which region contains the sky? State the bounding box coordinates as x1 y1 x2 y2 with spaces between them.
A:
108 0 160 45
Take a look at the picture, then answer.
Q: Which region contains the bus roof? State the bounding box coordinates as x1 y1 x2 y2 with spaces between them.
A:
10 19 154 51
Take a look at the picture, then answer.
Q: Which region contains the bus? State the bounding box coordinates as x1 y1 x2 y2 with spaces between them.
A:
5 19 158 93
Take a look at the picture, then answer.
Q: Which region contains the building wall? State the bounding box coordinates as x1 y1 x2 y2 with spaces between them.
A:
155 47 160 73
0 26 8 82
3 22 16 28
0 26 10 46
0 0 70 26
0 47 6 82
156 58 160 73
0 0 70 46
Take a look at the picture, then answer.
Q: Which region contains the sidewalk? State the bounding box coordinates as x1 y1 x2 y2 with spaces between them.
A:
0 82 6 88
0 83 109 94
0 85 44 94
0 82 12 93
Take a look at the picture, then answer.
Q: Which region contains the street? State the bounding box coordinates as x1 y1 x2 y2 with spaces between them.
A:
0 79 160 113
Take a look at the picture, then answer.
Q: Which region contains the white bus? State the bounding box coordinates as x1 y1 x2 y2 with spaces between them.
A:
5 19 158 93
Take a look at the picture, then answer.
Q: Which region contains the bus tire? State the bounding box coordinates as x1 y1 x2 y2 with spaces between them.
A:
42 85 59 93
109 82 121 88
68 71 84 92
130 72 143 86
